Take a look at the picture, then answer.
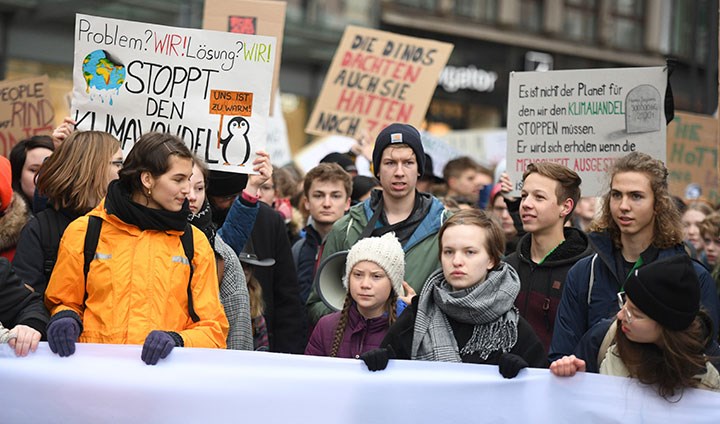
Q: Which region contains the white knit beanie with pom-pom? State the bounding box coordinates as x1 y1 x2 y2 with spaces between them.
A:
343 232 405 296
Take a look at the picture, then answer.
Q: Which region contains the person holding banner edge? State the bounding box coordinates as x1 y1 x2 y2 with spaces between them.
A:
549 152 720 362
306 123 449 325
45 132 229 364
550 254 720 398
361 209 547 377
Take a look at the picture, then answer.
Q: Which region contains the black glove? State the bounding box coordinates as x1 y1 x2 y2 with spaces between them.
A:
141 331 178 365
360 345 395 372
47 317 81 357
498 353 529 379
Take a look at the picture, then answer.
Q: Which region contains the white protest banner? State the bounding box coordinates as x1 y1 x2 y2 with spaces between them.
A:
1 343 719 423
306 26 453 140
0 75 55 156
71 14 275 174
506 67 667 196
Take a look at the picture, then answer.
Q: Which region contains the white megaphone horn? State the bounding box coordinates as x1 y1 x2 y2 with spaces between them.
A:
313 250 349 312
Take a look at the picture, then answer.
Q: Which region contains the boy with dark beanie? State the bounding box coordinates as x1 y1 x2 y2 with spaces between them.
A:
306 123 449 324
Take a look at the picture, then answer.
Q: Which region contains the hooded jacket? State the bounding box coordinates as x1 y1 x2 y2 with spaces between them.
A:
0 192 30 261
505 227 593 351
45 200 229 348
306 191 448 324
305 305 389 358
549 231 720 361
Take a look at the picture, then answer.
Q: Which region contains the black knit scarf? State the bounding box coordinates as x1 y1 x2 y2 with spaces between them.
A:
105 180 190 232
188 199 216 248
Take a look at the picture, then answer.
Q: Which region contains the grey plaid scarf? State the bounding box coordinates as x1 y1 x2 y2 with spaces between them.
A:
411 262 521 362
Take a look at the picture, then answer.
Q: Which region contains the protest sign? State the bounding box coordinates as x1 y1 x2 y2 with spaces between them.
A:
71 14 275 173
266 90 292 166
506 66 667 196
306 26 453 139
202 0 285 114
0 75 55 156
666 112 719 204
441 128 507 167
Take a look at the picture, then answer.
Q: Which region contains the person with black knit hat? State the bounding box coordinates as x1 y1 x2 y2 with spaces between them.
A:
306 123 449 325
551 254 720 398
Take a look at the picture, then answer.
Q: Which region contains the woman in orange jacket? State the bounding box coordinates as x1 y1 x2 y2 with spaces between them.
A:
45 132 229 365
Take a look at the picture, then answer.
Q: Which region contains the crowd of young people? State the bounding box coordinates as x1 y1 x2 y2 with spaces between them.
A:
1 118 718 399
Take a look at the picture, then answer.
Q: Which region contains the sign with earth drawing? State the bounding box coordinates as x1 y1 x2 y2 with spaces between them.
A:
71 14 276 173
506 66 667 196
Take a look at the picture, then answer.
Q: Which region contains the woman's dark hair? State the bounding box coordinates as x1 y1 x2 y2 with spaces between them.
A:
119 132 192 194
613 310 713 400
9 135 55 205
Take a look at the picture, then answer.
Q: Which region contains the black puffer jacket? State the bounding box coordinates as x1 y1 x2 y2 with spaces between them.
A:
0 258 48 338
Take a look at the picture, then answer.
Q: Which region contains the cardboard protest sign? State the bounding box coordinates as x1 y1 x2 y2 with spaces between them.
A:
71 14 275 173
666 112 719 204
202 0 285 114
306 26 453 139
0 75 55 156
506 66 667 196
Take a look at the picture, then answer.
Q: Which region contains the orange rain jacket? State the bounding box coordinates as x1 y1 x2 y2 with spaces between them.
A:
45 201 229 348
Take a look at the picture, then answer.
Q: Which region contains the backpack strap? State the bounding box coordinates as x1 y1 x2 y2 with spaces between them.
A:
38 210 63 283
181 225 199 323
291 237 305 269
83 216 103 288
597 320 617 366
586 254 598 305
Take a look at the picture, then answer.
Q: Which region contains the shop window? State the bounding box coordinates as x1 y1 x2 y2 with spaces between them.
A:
288 0 374 28
455 0 497 23
609 0 644 51
394 0 437 11
563 0 598 43
519 0 543 33
669 0 709 63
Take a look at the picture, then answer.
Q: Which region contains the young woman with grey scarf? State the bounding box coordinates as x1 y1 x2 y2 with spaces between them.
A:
361 209 548 377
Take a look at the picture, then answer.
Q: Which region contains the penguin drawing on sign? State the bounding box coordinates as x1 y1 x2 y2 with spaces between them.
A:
220 116 251 165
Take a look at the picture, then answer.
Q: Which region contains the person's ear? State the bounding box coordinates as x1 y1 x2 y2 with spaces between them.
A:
140 171 154 191
560 198 574 219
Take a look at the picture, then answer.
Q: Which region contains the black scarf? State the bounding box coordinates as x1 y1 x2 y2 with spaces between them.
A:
188 199 216 248
105 180 190 232
368 189 432 246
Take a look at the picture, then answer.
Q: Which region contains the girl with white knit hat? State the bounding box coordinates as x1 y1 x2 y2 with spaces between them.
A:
305 232 405 358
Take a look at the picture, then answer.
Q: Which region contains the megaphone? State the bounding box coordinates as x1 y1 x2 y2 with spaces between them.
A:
313 250 349 312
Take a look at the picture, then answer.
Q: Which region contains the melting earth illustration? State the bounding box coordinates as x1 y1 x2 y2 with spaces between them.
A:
82 50 126 105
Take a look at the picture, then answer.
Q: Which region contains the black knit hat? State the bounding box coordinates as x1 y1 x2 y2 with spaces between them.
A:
207 170 248 197
624 254 700 331
320 152 357 174
372 123 425 178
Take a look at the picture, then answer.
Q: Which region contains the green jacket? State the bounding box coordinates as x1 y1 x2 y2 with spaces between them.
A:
306 195 447 324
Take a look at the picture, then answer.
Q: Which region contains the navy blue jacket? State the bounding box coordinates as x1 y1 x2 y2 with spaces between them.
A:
293 225 323 304
549 231 720 361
